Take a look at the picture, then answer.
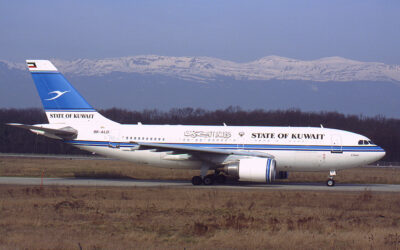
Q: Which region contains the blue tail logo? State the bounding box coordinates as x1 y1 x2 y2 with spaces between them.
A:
45 90 70 101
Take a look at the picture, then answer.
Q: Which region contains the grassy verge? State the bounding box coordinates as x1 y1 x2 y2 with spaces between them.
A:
1 157 400 249
1 185 400 249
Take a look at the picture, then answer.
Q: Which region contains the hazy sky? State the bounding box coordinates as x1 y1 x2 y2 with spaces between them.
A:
1 0 399 64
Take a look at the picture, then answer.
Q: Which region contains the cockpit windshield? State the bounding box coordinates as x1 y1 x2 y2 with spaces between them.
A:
358 140 375 145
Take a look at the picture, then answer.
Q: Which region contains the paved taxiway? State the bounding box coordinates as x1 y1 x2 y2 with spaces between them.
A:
1 177 400 192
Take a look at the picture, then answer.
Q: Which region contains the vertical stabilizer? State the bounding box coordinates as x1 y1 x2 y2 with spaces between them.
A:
26 60 117 125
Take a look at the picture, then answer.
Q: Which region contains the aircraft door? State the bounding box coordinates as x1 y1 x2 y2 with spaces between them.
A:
330 134 343 153
108 130 120 149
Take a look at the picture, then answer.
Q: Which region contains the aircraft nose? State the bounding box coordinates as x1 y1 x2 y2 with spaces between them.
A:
381 149 386 158
376 147 386 161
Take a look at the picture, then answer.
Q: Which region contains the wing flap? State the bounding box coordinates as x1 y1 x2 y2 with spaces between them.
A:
135 142 275 158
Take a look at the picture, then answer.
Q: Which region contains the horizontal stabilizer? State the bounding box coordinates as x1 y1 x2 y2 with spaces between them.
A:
6 123 77 140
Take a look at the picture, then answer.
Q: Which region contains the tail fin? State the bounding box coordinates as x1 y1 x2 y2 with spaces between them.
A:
26 60 117 125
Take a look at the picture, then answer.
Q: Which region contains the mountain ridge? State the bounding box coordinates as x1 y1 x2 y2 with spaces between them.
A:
2 55 400 83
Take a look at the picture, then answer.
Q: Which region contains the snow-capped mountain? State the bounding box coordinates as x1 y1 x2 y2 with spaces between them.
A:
3 55 400 82
2 55 400 117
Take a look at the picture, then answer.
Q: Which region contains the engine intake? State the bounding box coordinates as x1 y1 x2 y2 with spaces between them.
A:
223 157 276 183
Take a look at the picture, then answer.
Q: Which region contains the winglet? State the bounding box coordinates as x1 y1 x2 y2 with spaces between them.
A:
26 60 58 72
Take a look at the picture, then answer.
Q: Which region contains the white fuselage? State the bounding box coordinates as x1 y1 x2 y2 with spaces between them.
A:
64 123 385 172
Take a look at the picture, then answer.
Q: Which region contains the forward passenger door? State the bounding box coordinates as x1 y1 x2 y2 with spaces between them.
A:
330 135 343 154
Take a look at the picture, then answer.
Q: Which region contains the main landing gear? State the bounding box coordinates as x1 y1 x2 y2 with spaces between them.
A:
191 169 227 186
326 170 336 187
191 174 227 185
191 176 203 185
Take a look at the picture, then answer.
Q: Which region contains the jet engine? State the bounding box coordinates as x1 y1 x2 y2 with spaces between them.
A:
223 157 276 183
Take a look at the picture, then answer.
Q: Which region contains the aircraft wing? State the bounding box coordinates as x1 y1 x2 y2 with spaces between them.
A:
6 123 77 139
135 142 275 158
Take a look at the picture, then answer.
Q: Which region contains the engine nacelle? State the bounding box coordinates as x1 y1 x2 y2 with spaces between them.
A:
223 157 276 183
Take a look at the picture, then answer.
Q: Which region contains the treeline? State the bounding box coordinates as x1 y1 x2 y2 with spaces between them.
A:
1 107 399 161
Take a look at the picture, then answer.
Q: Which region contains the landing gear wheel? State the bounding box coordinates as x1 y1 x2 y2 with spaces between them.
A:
192 176 203 185
326 179 335 187
203 175 214 185
215 174 226 184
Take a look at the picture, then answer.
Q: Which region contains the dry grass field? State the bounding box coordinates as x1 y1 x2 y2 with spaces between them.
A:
1 156 400 249
1 185 400 249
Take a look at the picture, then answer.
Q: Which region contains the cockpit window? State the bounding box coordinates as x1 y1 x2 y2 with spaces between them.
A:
358 140 371 145
368 140 375 145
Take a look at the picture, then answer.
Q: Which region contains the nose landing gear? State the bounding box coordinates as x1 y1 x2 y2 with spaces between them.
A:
326 170 336 187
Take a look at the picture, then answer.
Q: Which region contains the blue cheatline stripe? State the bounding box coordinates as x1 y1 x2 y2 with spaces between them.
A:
64 140 385 153
266 158 271 183
45 109 96 112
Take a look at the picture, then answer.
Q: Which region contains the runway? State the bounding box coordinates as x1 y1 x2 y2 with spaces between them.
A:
1 177 400 192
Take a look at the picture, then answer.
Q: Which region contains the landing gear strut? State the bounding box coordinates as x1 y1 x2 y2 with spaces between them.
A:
215 174 226 184
326 170 336 187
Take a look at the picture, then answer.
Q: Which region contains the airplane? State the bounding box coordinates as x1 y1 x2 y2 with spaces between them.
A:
7 60 386 186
